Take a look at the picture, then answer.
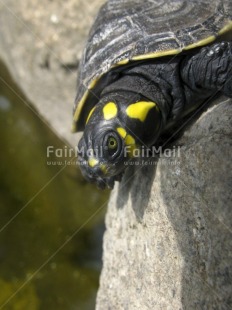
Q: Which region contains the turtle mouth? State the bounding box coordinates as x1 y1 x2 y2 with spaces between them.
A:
78 159 123 189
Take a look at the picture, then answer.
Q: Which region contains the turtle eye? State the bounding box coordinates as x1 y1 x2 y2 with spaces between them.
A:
103 131 122 160
108 136 117 150
106 136 118 157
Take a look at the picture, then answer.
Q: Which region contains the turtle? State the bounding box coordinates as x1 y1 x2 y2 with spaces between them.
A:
73 0 232 189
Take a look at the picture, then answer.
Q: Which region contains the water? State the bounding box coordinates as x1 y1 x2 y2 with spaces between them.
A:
0 61 109 309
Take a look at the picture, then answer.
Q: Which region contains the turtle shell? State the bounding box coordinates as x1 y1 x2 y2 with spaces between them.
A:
73 0 232 132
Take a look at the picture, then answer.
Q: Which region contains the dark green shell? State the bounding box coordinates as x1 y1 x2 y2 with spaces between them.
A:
73 0 232 132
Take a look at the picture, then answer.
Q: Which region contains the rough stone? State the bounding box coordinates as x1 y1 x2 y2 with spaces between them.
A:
0 0 105 146
96 97 232 310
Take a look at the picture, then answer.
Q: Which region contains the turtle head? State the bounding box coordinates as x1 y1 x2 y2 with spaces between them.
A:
77 107 128 189
78 130 126 189
77 93 162 189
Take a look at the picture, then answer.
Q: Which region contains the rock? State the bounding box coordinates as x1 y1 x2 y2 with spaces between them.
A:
96 97 232 309
0 0 105 146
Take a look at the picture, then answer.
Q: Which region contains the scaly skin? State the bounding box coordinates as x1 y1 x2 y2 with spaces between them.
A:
78 42 232 189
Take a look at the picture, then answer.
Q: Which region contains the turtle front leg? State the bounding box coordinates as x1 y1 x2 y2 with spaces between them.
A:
181 41 232 99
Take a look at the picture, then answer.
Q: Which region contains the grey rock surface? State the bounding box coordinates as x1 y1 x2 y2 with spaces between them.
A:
96 97 232 310
0 0 105 146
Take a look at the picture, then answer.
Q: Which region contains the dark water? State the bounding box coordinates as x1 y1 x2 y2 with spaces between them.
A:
0 61 109 309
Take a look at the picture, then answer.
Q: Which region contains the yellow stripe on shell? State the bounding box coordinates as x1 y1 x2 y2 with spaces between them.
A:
183 35 216 51
115 59 129 65
218 20 232 35
89 78 99 89
103 102 118 120
126 101 156 122
71 121 77 133
88 157 99 168
132 48 181 61
72 77 100 132
86 106 96 124
72 89 89 132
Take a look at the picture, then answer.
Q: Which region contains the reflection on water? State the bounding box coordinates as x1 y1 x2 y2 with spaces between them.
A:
0 61 109 309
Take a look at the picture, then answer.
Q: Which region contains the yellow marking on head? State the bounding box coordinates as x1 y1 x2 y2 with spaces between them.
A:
125 134 135 146
125 142 140 158
116 127 136 146
183 35 216 51
86 106 96 124
103 102 118 120
88 157 99 168
124 134 137 158
126 101 156 122
218 21 232 35
132 48 181 61
117 127 127 139
100 163 107 175
117 127 139 158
